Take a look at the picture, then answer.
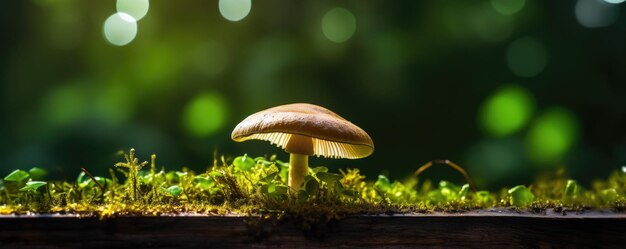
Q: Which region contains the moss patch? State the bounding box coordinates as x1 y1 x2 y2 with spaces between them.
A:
1 149 625 218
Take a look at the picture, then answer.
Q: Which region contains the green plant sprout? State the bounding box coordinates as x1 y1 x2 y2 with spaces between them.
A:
1 148 625 217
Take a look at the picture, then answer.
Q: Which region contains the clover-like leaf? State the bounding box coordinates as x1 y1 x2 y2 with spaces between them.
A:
19 181 47 192
562 180 580 204
508 185 534 207
374 175 391 192
233 154 255 171
4 170 30 182
165 185 183 197
194 175 214 190
304 176 319 195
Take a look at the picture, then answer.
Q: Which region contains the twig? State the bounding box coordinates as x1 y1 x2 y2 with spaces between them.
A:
81 168 106 197
414 160 478 192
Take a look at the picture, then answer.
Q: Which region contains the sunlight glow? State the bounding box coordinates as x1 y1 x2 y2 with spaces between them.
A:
322 7 357 43
103 13 137 46
182 92 229 137
526 108 579 166
479 85 535 137
576 0 620 28
116 0 150 21
219 0 252 22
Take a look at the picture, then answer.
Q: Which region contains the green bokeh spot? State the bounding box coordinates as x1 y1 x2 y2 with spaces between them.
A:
322 7 357 43
506 37 547 78
526 107 579 165
479 85 534 137
116 0 150 21
490 0 526 15
182 92 229 137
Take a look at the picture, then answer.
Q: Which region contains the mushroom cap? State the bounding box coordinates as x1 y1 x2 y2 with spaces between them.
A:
231 103 374 159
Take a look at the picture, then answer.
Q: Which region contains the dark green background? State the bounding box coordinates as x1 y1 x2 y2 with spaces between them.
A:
1 0 625 189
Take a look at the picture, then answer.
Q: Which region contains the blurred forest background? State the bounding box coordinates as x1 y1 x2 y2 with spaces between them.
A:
1 0 625 189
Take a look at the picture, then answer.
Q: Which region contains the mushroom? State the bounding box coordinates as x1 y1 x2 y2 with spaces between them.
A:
231 103 374 191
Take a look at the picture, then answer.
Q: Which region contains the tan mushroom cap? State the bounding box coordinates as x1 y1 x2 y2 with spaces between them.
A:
231 103 374 159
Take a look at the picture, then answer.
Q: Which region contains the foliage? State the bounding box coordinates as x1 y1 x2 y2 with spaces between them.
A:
0 149 625 217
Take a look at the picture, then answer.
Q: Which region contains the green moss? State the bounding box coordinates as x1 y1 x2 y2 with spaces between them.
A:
1 149 625 217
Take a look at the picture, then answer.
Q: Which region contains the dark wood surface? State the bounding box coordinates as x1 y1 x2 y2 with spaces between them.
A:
1 210 625 248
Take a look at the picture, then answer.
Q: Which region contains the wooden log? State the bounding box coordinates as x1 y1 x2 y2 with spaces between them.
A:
0 210 625 248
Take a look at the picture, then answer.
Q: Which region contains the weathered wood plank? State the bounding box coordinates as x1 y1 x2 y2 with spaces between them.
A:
0 211 625 248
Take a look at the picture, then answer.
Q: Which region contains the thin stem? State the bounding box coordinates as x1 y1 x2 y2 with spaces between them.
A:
288 153 309 192
414 160 478 192
81 167 106 197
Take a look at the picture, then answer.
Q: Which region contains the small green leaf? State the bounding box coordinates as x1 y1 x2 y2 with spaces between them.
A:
316 172 342 184
138 170 152 184
273 185 288 195
374 175 391 191
94 177 112 187
29 167 47 180
4 170 30 182
194 175 214 190
175 171 188 178
166 171 178 183
305 177 319 195
278 161 289 182
459 184 470 200
508 185 534 207
233 154 255 171
562 180 580 204
209 171 223 178
19 181 47 192
439 181 460 191
77 172 90 188
165 185 183 197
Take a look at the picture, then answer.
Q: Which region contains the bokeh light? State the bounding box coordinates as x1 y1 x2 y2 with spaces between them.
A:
116 0 150 21
575 0 620 28
322 7 357 43
470 4 515 43
506 37 547 77
182 92 229 138
526 108 579 166
604 0 625 4
103 13 137 46
490 0 526 15
218 0 252 22
479 85 535 137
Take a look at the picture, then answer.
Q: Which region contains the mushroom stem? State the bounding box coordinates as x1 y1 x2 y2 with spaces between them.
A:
288 153 309 191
